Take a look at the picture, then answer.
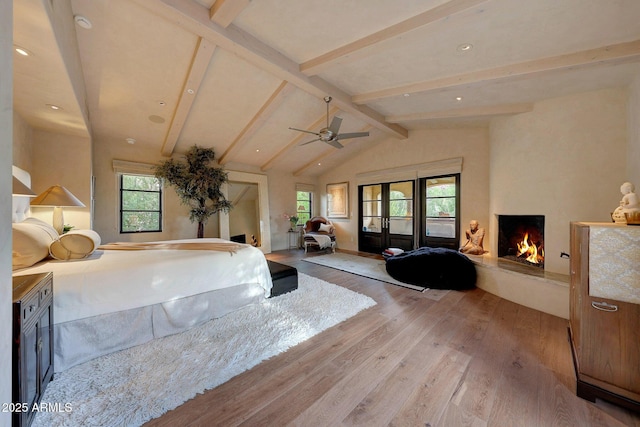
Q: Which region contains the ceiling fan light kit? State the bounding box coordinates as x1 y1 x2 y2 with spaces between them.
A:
289 96 369 149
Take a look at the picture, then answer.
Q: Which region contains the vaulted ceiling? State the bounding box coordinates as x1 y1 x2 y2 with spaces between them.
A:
12 0 640 177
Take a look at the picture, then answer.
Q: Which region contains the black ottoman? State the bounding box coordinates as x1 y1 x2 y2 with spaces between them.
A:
267 260 298 297
385 246 476 290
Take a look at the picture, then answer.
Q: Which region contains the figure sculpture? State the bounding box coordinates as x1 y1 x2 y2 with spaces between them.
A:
460 220 486 255
612 182 640 223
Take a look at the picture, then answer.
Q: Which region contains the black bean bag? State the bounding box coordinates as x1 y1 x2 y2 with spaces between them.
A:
385 246 476 290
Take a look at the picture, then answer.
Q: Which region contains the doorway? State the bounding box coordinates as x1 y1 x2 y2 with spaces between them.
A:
358 181 414 254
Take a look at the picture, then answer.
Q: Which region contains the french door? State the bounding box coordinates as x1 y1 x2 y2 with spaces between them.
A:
358 181 414 254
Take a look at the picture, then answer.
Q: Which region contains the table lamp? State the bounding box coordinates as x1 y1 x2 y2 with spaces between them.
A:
12 176 36 196
31 185 85 234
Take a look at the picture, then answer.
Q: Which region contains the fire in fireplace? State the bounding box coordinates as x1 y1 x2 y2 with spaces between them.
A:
497 215 545 268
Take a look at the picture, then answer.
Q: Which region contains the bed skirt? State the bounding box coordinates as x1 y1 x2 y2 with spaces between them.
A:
54 283 266 372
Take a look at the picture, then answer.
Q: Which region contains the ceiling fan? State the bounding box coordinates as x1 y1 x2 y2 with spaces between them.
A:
289 96 369 149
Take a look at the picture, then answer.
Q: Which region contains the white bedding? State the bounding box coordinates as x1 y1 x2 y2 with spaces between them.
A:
15 238 273 325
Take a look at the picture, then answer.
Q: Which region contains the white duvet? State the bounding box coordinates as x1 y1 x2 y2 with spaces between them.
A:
14 238 273 325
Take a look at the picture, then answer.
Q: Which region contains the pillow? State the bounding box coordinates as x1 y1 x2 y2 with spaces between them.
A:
318 223 332 233
49 229 101 261
12 220 58 270
22 217 59 239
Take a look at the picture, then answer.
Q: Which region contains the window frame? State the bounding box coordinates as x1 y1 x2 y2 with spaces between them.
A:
419 173 460 249
296 190 312 226
119 173 163 234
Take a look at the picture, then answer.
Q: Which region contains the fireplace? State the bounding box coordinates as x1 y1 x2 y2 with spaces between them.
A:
497 215 545 269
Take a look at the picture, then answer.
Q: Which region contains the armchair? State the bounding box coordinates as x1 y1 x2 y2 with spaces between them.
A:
303 216 336 253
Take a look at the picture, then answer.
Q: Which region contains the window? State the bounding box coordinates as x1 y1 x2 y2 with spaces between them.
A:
120 174 162 233
296 191 312 225
420 174 460 249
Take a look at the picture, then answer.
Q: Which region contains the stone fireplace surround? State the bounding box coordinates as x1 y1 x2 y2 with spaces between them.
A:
470 213 569 319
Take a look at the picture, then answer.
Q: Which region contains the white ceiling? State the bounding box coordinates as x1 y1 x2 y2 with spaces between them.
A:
12 0 640 177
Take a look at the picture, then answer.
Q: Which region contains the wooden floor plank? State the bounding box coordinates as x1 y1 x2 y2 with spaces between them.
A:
145 249 640 427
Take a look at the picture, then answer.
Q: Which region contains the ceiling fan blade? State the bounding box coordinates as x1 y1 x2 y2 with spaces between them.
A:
289 127 321 136
336 131 369 140
328 116 342 134
300 138 321 146
326 139 343 149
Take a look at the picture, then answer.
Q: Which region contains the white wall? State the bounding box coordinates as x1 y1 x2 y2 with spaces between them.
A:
29 129 92 231
490 88 628 274
1 0 13 424
318 128 491 252
92 137 202 243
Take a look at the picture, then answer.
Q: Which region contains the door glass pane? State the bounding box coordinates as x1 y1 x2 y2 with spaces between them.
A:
390 218 413 235
389 181 413 235
362 185 381 233
426 176 457 238
425 218 456 238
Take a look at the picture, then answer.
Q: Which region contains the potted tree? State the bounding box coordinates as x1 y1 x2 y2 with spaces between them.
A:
154 145 232 238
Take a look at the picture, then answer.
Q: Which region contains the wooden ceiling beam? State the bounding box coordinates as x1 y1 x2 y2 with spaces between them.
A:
161 37 216 157
353 39 640 104
219 81 295 165
300 0 489 76
135 0 408 139
209 0 250 28
293 125 372 177
386 103 534 123
261 106 339 171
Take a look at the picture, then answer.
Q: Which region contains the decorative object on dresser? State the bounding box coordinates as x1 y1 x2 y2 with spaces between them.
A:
303 216 336 253
611 182 640 224
569 222 640 412
13 272 54 427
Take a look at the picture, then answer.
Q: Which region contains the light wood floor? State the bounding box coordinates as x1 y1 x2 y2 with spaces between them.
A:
146 249 640 427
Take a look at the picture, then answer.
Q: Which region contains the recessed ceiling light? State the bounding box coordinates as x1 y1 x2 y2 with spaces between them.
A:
14 46 31 56
457 43 473 52
455 96 463 101
187 89 195 95
126 138 136 145
317 163 321 166
255 149 260 152
158 101 166 107
403 93 410 97
46 104 62 110
74 15 93 29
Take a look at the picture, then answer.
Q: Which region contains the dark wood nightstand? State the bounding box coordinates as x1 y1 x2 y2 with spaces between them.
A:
12 272 54 427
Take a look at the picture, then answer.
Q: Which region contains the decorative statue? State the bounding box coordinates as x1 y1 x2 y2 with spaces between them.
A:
460 220 486 255
612 182 640 224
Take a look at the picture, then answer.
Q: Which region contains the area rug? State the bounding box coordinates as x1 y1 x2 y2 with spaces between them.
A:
32 273 376 427
302 252 449 300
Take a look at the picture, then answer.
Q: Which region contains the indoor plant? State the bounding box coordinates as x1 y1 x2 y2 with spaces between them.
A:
154 145 232 238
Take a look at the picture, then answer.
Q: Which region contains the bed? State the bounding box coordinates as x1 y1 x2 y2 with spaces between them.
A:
11 167 273 372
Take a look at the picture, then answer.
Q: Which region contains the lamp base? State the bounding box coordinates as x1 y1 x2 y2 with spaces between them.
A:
52 207 64 235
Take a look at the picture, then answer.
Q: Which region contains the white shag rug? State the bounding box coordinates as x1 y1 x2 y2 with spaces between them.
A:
303 252 449 300
33 273 376 427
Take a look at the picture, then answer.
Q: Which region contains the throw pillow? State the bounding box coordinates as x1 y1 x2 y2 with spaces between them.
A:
12 221 57 269
49 229 102 261
318 223 332 233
